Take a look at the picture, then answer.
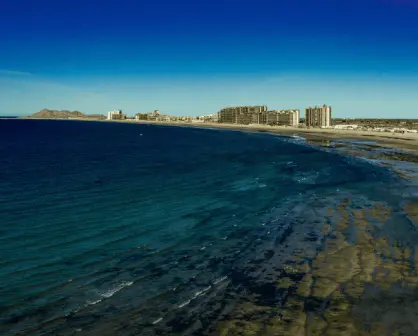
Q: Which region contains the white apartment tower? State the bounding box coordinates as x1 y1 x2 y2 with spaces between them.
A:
107 110 123 120
305 105 332 127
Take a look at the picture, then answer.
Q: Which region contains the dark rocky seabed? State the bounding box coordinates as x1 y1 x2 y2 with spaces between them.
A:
1 120 418 335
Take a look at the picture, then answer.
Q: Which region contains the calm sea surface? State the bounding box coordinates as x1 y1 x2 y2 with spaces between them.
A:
0 120 416 335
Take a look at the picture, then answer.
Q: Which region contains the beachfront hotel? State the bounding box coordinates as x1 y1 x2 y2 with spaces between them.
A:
305 105 332 127
218 106 268 124
218 105 300 126
107 109 126 120
260 109 300 126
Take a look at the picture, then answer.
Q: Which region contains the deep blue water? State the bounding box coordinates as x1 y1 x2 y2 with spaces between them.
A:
0 120 410 335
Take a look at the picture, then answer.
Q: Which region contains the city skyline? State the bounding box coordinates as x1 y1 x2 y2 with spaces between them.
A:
1 0 418 118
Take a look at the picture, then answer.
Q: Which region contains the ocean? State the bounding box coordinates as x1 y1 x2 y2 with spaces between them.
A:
1 119 417 335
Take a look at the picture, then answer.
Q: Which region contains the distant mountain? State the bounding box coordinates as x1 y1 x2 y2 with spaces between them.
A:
28 109 106 120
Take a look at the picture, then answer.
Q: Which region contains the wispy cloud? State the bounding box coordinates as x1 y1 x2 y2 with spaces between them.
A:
0 69 32 76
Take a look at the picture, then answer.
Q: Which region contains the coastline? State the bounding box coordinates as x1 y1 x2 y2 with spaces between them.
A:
3 118 418 335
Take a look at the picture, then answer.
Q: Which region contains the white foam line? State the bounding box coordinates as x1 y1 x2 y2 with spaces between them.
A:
193 285 212 298
178 300 191 308
85 299 102 306
152 317 163 325
100 281 133 299
213 276 227 285
202 285 211 292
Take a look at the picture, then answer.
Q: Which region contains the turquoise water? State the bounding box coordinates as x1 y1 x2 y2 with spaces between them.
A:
0 120 409 335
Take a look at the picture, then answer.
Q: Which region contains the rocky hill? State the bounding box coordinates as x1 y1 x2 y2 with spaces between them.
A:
28 109 106 120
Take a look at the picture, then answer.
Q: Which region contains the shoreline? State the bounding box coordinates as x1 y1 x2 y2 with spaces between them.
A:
3 118 418 335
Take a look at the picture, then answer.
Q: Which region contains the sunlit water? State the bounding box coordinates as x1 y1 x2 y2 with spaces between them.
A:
0 120 416 335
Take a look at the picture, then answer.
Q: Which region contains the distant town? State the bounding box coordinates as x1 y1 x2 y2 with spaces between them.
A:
19 106 418 135
106 105 418 134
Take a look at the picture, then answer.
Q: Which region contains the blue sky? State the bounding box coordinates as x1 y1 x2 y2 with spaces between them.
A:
1 0 418 117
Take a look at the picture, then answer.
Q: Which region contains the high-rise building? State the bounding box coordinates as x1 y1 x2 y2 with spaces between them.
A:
218 106 300 126
107 110 126 120
260 110 300 126
218 105 268 124
305 105 332 127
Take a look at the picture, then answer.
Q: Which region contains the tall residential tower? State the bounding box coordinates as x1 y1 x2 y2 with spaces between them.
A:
107 109 126 120
217 105 299 126
305 105 332 127
218 105 268 124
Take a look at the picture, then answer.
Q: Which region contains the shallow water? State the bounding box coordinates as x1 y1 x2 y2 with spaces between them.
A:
1 120 417 335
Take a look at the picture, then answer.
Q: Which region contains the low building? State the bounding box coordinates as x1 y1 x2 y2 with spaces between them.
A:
159 115 171 122
135 110 169 121
198 113 219 123
183 116 193 122
334 124 358 130
146 110 160 121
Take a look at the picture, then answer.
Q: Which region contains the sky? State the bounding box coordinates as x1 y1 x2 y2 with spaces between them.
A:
1 0 418 118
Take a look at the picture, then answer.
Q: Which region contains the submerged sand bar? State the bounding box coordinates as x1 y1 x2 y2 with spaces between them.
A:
124 120 418 152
